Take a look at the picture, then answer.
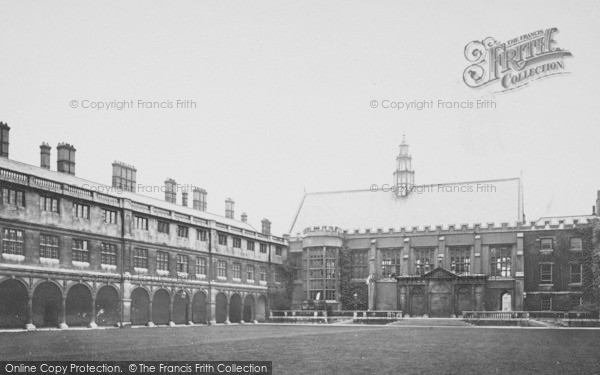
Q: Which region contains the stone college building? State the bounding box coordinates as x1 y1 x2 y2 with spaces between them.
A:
0 122 598 328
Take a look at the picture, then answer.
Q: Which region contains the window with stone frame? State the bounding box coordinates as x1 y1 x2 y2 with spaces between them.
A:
195 257 207 275
218 233 227 246
541 295 552 310
157 251 169 271
134 215 148 230
40 234 59 259
540 238 553 251
413 247 435 276
380 248 401 277
177 225 189 238
246 264 255 281
325 248 336 300
259 243 267 253
232 262 241 279
71 239 89 262
39 195 59 213
247 240 255 251
73 202 90 219
217 260 227 278
450 246 471 274
351 250 368 279
101 243 117 265
490 246 512 278
275 246 282 256
259 266 267 281
570 238 582 251
133 248 148 268
570 264 582 284
540 263 553 283
232 237 241 248
177 254 188 273
1 187 25 207
197 229 207 242
102 209 117 224
157 221 169 234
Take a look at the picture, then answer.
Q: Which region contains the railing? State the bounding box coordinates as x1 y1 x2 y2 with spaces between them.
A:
463 311 529 320
529 311 596 320
269 310 403 324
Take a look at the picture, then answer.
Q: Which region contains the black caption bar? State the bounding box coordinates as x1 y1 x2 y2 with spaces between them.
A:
0 362 272 375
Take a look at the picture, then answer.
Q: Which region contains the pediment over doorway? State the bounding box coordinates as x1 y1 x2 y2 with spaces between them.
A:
422 267 458 280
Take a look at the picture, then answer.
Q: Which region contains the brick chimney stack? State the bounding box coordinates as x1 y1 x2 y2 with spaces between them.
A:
261 219 271 235
40 142 51 169
165 178 177 204
0 122 9 158
56 143 76 175
225 198 235 219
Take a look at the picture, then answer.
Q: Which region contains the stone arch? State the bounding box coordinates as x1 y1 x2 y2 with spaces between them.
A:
256 295 268 322
173 289 190 324
95 285 120 326
65 283 93 326
0 278 29 328
192 291 207 324
131 287 150 325
243 294 255 323
32 281 63 327
410 286 426 317
152 288 171 325
215 292 228 323
229 293 242 323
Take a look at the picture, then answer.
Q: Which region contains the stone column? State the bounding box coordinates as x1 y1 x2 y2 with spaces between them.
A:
187 299 193 325
438 236 446 269
26 296 35 331
239 296 245 324
59 295 68 329
473 235 482 274
401 237 410 275
121 298 132 327
147 299 154 327
168 298 175 326
209 288 217 325
89 293 97 328
224 300 230 324
514 233 525 310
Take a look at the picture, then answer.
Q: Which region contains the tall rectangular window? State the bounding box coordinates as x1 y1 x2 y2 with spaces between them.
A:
450 246 471 274
71 239 89 262
218 234 227 246
40 196 59 213
1 187 25 207
134 216 148 230
197 229 207 242
414 247 435 276
195 257 207 275
490 246 512 278
232 237 241 248
246 265 255 280
157 221 169 234
541 295 552 311
259 243 267 253
275 246 282 256
101 243 117 265
232 263 242 279
157 251 169 271
570 264 582 284
380 248 401 276
247 241 255 251
351 250 368 279
40 234 59 259
177 254 188 273
217 260 227 277
133 248 148 268
309 248 324 300
102 209 116 224
177 226 189 238
540 263 553 283
259 266 267 281
73 203 90 219
325 248 336 300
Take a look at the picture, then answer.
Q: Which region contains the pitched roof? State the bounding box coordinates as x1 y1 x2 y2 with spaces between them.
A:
289 178 524 235
0 157 258 232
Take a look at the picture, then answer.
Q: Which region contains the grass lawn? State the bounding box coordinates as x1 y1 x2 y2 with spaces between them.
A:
1 324 600 374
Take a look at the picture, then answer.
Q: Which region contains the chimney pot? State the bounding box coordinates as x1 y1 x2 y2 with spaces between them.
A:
193 187 207 211
0 121 10 158
112 161 137 192
182 191 188 207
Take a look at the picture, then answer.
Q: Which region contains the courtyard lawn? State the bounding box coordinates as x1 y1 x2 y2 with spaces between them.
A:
1 324 600 374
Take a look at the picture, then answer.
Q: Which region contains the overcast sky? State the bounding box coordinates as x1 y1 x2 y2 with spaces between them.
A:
1 0 598 235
